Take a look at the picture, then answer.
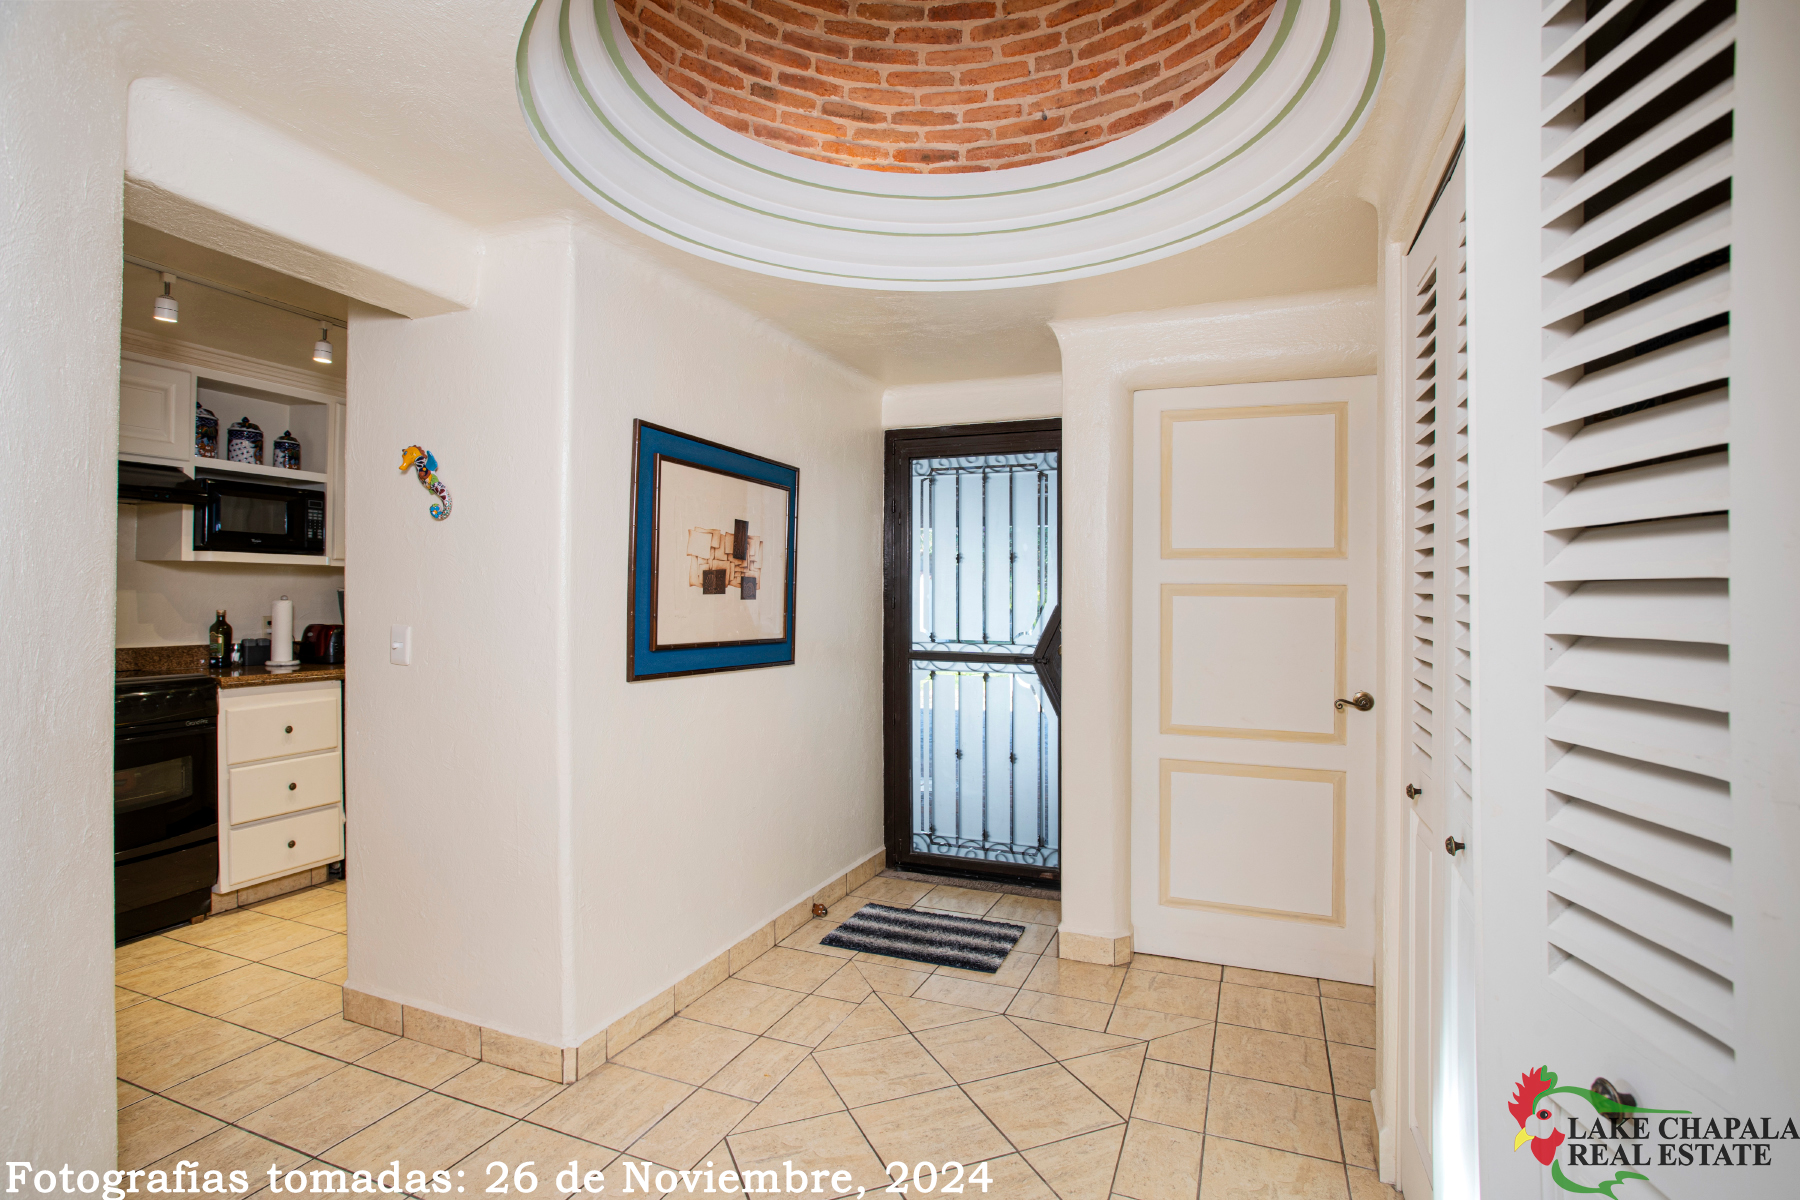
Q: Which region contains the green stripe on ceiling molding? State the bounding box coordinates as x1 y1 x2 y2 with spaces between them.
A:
513 0 1384 288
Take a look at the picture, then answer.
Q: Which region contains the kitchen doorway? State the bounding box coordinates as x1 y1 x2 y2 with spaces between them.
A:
882 420 1061 885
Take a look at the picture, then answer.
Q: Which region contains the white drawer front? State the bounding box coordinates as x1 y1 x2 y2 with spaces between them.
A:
228 806 343 888
226 689 339 764
230 751 341 825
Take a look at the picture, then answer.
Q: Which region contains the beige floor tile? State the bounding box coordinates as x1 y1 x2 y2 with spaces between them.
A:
882 992 994 1033
320 967 348 985
910 974 1017 1014
1013 923 1056 955
325 1092 512 1173
262 934 348 979
1201 1136 1350 1199
848 877 934 907
1212 1023 1332 1093
165 1041 342 1120
118 998 213 1055
1111 1119 1202 1200
1010 1017 1136 1061
116 944 247 997
916 885 1000 916
967 1154 1058 1200
1128 1061 1207 1134
1065 1044 1147 1120
778 919 854 960
1007 990 1113 1033
162 964 308 1016
813 962 875 1003
1146 1025 1215 1071
854 1084 1012 1166
852 961 933 998
355 1038 476 1088
118 1015 272 1091
163 910 282 949
1020 1124 1125 1200
1347 1166 1399 1199
1223 966 1320 996
531 1064 694 1150
627 1088 753 1170
253 889 342 920
733 947 844 993
1217 983 1325 1039
733 1056 845 1132
205 918 336 963
613 1017 757 1085
987 894 1062 926
965 1063 1122 1150
292 903 348 933
119 1080 153 1108
855 947 938 972
117 1095 224 1169
223 978 343 1037
145 1124 308 1182
285 1015 397 1062
704 1038 810 1102
1338 1097 1377 1169
117 935 195 975
815 997 908 1051
237 1065 422 1156
814 1033 953 1108
1205 1074 1342 1162
765 995 859 1048
1116 971 1218 1019
451 1122 617 1199
1024 958 1127 1005
1322 980 1377 1005
917 1015 1053 1083
1128 954 1222 982
680 978 804 1036
117 987 152 1012
1322 998 1376 1048
1105 1007 1206 1041
1327 1041 1376 1100
437 1060 566 1117
937 948 1038 988
728 1111 888 1197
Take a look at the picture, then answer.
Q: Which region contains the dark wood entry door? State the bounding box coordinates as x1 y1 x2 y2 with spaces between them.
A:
883 419 1061 883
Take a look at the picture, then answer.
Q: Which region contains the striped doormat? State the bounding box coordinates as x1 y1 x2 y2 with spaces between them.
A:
822 904 1025 972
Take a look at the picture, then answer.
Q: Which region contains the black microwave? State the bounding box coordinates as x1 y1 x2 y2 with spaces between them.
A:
193 477 326 556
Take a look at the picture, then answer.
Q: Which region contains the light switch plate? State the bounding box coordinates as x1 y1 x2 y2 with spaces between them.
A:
389 624 412 666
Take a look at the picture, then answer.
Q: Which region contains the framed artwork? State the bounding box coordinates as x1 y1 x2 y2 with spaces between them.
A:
628 420 799 680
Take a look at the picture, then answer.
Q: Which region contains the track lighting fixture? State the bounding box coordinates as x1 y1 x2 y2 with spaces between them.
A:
313 325 333 365
153 273 178 323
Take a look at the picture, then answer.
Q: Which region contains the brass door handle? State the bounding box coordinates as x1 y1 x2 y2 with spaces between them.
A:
1335 691 1375 712
1406 784 1422 799
1445 836 1465 856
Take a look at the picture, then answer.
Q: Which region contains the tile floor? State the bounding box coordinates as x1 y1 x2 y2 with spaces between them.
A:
117 875 1396 1200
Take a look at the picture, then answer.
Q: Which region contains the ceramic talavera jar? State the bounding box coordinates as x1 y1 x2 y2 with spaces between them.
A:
194 402 218 459
272 430 301 471
227 417 263 465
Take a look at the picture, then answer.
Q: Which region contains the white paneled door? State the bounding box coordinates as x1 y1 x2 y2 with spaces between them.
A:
1132 378 1377 983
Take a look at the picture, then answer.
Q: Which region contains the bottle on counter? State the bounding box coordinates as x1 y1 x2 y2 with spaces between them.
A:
208 610 232 669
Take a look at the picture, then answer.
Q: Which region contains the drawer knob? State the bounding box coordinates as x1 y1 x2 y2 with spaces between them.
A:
285 725 294 734
287 840 296 849
288 782 297 791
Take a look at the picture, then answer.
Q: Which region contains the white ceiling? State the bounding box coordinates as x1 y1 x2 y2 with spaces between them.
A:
117 0 1458 385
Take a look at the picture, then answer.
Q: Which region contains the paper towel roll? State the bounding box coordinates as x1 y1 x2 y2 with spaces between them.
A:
269 596 297 665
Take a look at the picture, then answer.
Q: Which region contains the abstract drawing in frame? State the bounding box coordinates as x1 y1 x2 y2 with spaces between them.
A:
627 421 798 680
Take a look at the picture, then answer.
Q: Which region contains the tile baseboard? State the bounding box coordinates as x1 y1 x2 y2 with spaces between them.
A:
212 865 330 913
1059 930 1133 966
341 848 887 1084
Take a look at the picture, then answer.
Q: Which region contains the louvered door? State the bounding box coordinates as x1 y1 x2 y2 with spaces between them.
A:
1469 0 1794 1196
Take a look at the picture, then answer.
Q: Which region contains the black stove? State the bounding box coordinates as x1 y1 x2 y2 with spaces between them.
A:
115 672 219 942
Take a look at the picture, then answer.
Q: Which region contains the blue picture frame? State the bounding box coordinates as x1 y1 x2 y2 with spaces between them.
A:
627 420 798 680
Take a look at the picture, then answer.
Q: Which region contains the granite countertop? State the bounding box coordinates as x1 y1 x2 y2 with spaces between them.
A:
208 663 345 689
117 644 344 689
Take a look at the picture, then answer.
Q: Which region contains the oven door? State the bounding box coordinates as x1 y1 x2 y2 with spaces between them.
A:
195 480 324 555
116 723 218 940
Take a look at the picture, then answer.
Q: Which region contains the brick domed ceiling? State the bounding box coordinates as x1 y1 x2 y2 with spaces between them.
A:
617 0 1274 173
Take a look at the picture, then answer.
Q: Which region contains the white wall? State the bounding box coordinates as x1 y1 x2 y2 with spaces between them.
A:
1050 288 1379 950
0 0 124 1169
345 221 884 1047
882 373 1061 429
116 504 343 646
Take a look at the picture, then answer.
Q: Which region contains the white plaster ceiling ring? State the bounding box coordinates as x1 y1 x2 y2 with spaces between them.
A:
517 0 1384 290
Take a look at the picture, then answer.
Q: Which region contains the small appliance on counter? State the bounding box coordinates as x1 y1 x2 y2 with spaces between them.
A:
239 638 272 667
114 672 218 942
299 624 345 665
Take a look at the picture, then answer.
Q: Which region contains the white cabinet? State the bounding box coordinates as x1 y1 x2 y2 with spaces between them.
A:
217 680 344 892
329 400 347 566
119 356 195 463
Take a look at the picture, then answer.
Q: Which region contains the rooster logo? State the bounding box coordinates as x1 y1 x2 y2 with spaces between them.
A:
1509 1066 1686 1197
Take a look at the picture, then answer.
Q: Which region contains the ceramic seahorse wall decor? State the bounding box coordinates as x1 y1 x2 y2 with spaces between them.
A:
399 445 452 520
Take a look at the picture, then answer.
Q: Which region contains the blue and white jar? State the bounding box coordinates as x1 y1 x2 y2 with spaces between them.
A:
272 430 301 471
194 402 218 459
227 417 263 465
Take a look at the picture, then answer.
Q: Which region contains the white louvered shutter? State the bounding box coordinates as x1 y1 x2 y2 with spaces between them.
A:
1469 0 1798 1196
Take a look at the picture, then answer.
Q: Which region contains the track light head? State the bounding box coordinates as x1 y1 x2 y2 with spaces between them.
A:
153 273 178 323
313 325 333 365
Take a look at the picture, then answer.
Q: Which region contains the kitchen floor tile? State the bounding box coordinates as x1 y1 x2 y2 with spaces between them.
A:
1223 966 1321 996
1339 1096 1377 1169
1322 998 1377 1048
1328 1041 1377 1100
1110 1118 1202 1200
963 1063 1122 1150
236 1065 422 1156
814 998 907 1051
935 948 1038 988
1347 1165 1400 1199
846 877 934 908
223 978 343 1037
966 1154 1057 1200
262 934 348 979
1205 1073 1342 1162
116 945 246 997
733 1057 845 1133
1212 1023 1332 1093
1104 1007 1206 1041
117 1095 223 1170
1115 971 1218 1019
1006 990 1114 1033
1011 923 1056 956
850 962 932 999
354 1038 476 1088
285 1016 397 1062
1145 1024 1215 1071
118 1081 153 1109
1064 1044 1147 1121
703 1037 810 1102
986 894 1061 926
1322 980 1377 1005
1217 983 1326 1040
163 1040 341 1121
915 886 1000 916
253 889 342 920
726 1112 888 1198
117 987 152 1012
451 1123 617 1199
627 1088 753 1171
612 1017 756 1086
1127 1061 1207 1133
1018 1124 1125 1200
144 1124 308 1183
1023 958 1128 1005
1127 954 1222 982
880 993 993 1033
530 1064 693 1150
1201 1136 1350 1199
325 1092 513 1174
778 918 854 960
117 999 212 1056
201 918 336 963
764 995 859 1048
291 903 348 933
813 1033 952 1108
118 1015 272 1092
732 947 844 994
1009 1017 1136 1062
910 974 1017 1014
117 935 197 975
162 964 307 1017
163 910 283 950
916 1015 1052 1083
436 1061 565 1118
679 978 804 1036
812 962 876 1004
853 1085 1012 1167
